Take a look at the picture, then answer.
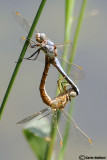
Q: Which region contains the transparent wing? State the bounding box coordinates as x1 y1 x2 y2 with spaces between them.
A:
56 40 72 49
12 11 37 39
64 60 85 80
62 109 92 145
56 40 72 58
55 41 85 81
69 63 85 80
17 108 50 124
58 57 85 81
12 11 52 42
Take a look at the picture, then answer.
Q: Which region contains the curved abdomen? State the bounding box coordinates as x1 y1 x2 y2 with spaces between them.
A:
39 56 52 106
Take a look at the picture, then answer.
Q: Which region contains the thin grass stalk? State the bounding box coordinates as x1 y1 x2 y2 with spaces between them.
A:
44 1 75 160
0 0 47 119
58 1 88 159
67 0 88 68
58 101 74 160
44 112 59 160
57 0 75 94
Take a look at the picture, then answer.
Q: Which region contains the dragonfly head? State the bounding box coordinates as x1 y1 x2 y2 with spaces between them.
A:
36 33 46 43
67 88 77 99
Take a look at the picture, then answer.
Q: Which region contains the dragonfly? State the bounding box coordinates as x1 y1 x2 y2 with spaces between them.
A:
17 56 92 146
13 11 85 95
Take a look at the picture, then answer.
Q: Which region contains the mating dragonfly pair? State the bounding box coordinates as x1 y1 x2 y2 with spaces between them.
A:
13 12 92 146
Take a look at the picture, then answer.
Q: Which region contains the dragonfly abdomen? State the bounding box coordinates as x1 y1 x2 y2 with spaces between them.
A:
39 56 52 106
40 87 52 106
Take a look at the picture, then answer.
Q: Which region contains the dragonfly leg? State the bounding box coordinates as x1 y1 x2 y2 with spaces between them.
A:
61 82 71 92
57 76 66 93
33 49 40 60
57 77 63 94
23 48 41 60
29 42 41 48
29 43 37 48
57 77 72 92
23 37 40 48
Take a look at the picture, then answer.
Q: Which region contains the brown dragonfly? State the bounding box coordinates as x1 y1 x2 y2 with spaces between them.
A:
17 56 92 146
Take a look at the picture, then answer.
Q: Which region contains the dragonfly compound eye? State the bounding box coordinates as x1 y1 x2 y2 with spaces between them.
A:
69 89 77 97
36 33 46 43
40 33 46 41
36 33 41 42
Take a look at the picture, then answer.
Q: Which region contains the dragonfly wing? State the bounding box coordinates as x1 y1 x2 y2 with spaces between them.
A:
62 109 92 144
56 40 85 80
56 41 72 58
56 40 72 49
71 64 85 80
64 60 85 80
12 11 37 39
58 57 85 80
17 108 50 124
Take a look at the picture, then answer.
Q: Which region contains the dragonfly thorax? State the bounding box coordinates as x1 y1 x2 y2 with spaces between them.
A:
50 95 68 110
41 44 57 58
36 33 47 43
46 40 54 46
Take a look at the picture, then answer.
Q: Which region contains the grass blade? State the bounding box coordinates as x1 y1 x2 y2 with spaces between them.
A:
43 1 75 160
58 1 88 159
23 129 48 160
68 0 88 66
0 0 47 119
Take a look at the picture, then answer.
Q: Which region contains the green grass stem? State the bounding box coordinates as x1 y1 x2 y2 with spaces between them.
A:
68 0 88 67
44 1 75 160
44 120 57 160
0 0 47 119
58 1 88 159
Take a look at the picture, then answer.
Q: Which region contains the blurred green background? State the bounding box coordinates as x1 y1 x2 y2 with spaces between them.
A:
0 0 107 159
